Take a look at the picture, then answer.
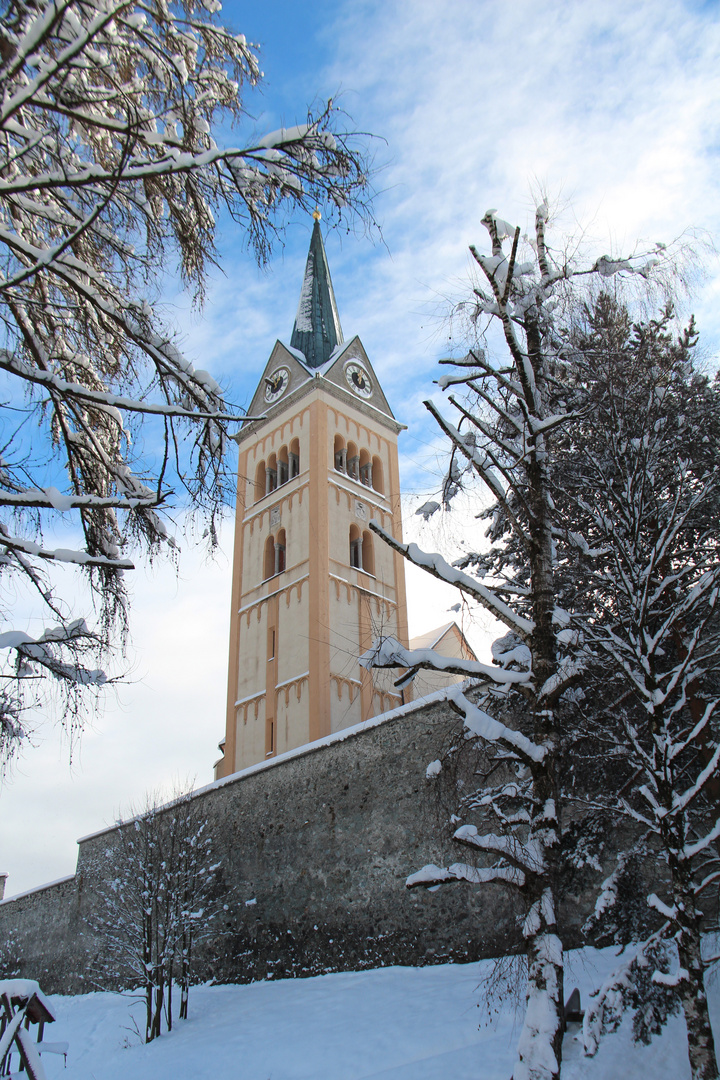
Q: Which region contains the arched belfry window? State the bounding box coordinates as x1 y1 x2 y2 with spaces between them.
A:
346 441 359 480
359 449 372 488
349 525 375 574
278 446 289 486
334 434 347 473
264 530 287 579
349 523 362 569
266 453 277 495
275 529 286 575
290 438 300 478
372 455 384 494
264 534 276 579
362 530 375 575
255 460 266 502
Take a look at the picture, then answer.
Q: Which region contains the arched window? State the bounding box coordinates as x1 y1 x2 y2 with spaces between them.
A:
362 530 375 575
255 460 266 502
264 530 286 578
263 534 276 579
349 523 362 569
266 453 277 495
275 528 286 575
278 445 289 486
372 455 384 494
346 441 359 480
359 449 372 488
334 434 346 473
289 438 300 478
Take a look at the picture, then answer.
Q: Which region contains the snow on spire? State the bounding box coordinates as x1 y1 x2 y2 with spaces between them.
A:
290 218 343 368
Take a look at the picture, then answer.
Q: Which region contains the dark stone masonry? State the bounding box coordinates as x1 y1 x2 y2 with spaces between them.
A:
0 692 600 995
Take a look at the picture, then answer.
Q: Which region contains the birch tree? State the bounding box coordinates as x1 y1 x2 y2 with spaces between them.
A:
0 0 372 766
361 206 672 1080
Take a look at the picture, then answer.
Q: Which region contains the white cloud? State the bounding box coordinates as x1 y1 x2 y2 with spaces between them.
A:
323 0 720 349
4 0 720 895
0 540 230 895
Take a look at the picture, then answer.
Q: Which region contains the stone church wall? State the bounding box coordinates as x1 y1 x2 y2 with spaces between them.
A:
0 691 597 996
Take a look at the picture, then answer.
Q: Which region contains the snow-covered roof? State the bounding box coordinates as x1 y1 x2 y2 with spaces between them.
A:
0 979 55 1022
409 622 457 652
409 621 477 661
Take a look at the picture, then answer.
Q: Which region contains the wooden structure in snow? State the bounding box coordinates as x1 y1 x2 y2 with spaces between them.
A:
0 980 67 1079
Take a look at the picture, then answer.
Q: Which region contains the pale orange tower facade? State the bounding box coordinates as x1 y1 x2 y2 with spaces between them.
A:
215 221 410 778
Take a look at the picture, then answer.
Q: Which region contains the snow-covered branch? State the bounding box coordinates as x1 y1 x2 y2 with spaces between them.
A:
367 521 535 638
453 824 544 874
406 861 525 889
359 635 531 689
444 685 545 764
0 0 374 768
1 531 134 570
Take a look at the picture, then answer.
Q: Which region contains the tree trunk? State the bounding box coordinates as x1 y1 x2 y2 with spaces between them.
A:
150 981 164 1042
516 381 565 1079
514 918 564 1080
674 875 718 1080
180 930 192 1021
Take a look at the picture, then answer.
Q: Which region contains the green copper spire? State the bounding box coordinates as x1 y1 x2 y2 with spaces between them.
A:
290 217 343 368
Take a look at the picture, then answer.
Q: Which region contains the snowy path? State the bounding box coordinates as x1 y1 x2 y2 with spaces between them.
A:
36 948 712 1080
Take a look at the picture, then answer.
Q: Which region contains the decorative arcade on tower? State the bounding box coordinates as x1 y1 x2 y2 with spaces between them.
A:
215 216 411 777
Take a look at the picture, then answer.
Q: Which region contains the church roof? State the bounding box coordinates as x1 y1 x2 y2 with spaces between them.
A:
409 622 478 662
289 219 343 368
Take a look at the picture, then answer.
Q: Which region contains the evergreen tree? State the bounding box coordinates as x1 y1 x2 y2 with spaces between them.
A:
556 298 720 1080
362 206 709 1079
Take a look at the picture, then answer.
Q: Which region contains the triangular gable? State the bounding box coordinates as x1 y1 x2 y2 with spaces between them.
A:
243 336 397 433
245 341 314 420
320 336 395 421
409 621 477 663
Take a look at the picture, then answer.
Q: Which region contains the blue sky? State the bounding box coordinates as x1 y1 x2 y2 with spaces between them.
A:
172 0 720 494
3 0 720 896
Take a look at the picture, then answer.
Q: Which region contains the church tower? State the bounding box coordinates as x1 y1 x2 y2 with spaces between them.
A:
215 218 410 778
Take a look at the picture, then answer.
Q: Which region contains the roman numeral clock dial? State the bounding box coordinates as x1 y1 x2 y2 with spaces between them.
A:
264 367 290 403
345 362 373 399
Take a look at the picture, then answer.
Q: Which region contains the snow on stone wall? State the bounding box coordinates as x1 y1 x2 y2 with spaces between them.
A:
0 693 598 994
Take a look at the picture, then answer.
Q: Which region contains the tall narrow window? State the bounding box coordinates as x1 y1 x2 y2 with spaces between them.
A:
255 460 266 502
347 441 359 480
360 449 372 487
264 534 276 579
289 438 300 478
266 452 277 495
274 529 284 578
349 524 362 569
275 528 286 575
268 627 276 660
362 530 375 575
372 455 384 494
266 718 275 758
278 446 289 486
334 434 347 473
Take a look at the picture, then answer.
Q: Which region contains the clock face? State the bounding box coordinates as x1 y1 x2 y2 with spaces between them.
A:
345 362 373 399
264 367 290 403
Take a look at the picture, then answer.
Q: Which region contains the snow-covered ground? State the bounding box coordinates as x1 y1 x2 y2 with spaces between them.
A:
23 946 716 1080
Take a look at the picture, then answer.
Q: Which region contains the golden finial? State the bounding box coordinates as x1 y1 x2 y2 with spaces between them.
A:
312 206 322 222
